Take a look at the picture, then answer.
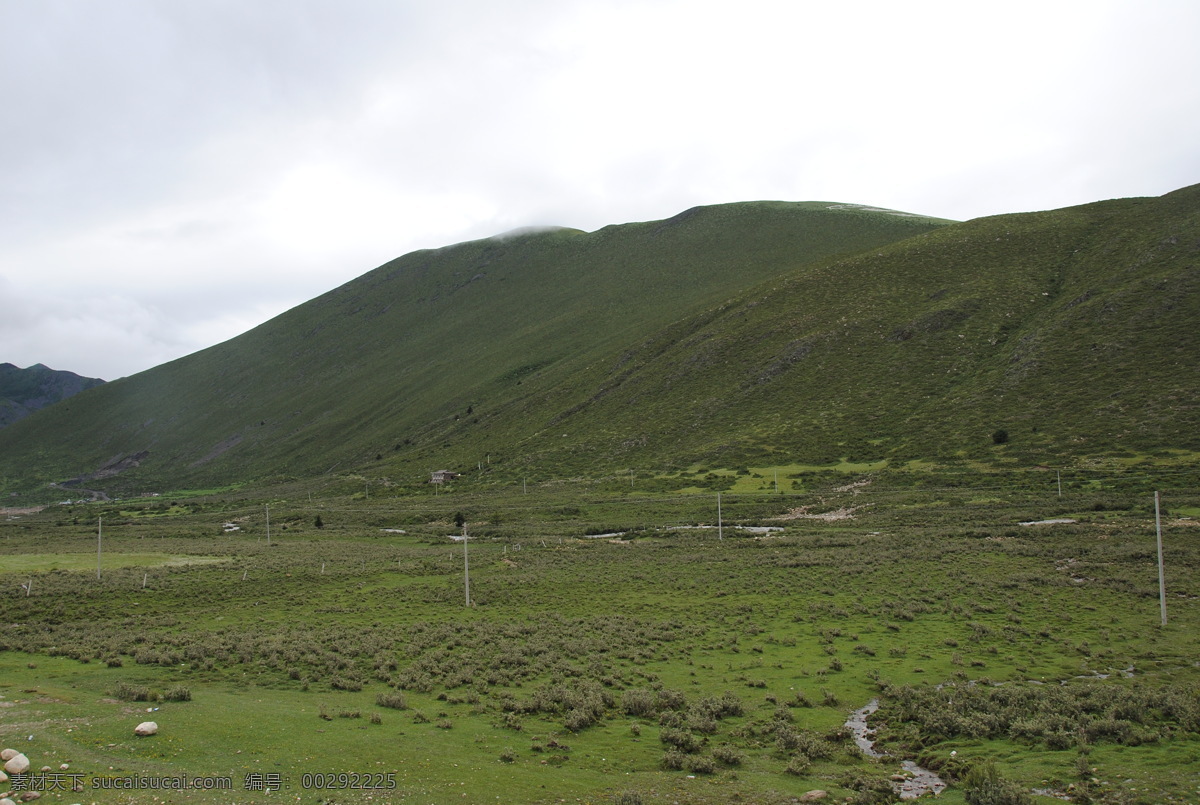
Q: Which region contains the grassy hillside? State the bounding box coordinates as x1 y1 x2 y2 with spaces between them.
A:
0 202 949 498
0 184 1197 504
508 185 1200 476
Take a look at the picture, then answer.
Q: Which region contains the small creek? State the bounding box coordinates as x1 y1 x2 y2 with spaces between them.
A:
845 699 947 799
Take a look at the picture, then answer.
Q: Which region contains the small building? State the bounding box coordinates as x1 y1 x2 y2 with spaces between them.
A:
430 470 460 484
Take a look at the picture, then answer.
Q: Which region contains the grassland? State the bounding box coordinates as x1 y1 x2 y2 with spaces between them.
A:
2 469 1197 804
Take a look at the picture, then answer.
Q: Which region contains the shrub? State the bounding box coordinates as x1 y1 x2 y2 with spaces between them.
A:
660 727 702 754
784 753 811 776
621 688 657 717
788 690 813 707
842 772 898 805
565 707 598 732
162 685 192 702
962 761 1033 805
775 725 801 753
376 691 408 710
330 676 363 692
712 743 745 766
660 749 686 770
687 712 719 734
111 681 156 702
655 688 688 711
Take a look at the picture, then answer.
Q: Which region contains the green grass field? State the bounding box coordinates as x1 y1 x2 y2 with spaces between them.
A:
1 473 1198 804
0 553 229 574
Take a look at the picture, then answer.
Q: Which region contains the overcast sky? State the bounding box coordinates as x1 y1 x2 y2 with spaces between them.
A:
3 0 1198 381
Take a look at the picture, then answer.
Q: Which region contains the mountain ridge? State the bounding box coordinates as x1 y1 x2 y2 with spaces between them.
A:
1 187 1196 500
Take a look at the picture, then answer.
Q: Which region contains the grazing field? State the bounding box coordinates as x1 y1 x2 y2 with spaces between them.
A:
0 553 229 574
1 471 1198 804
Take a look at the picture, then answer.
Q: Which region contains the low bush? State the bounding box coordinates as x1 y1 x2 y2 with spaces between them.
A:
375 691 408 710
962 761 1033 805
111 681 156 702
162 685 192 702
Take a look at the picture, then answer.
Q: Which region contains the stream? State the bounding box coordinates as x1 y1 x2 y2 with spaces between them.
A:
845 699 947 799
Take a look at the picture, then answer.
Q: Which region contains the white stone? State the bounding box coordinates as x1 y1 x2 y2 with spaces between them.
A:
134 721 158 736
3 753 29 775
0 750 14 761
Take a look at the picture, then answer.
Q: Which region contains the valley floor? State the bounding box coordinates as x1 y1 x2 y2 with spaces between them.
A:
1 475 1198 804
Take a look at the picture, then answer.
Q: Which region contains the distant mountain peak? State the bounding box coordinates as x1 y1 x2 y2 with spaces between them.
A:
0 363 105 429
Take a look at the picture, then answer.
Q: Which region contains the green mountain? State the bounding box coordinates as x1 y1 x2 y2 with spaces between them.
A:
0 363 105 428
539 185 1200 472
1 186 1197 500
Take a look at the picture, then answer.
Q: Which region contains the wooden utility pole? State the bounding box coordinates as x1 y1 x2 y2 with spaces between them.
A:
463 524 471 606
97 516 102 579
717 493 723 541
1155 491 1167 626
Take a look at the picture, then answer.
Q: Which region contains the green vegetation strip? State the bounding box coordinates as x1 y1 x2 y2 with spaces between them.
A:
0 553 229 573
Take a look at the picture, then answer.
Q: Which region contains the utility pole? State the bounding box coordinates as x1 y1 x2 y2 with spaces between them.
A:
463 524 471 607
717 493 723 541
97 516 103 579
1057 470 1062 498
1155 491 1167 626
265 505 271 546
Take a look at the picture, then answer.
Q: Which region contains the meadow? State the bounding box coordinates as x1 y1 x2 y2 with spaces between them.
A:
1 468 1198 804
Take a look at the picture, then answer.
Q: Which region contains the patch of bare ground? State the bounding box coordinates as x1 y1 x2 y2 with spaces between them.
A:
770 504 868 521
832 478 872 494
1 507 45 516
